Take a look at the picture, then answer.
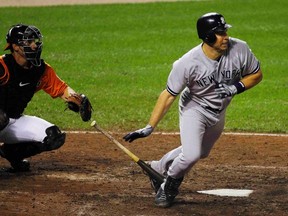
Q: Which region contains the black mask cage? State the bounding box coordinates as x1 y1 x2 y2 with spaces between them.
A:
5 24 43 67
19 26 43 66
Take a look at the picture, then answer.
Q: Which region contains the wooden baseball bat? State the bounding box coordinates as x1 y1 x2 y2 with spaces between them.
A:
91 120 164 184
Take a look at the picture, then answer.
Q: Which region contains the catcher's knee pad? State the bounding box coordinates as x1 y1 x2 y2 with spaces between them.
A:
43 125 66 151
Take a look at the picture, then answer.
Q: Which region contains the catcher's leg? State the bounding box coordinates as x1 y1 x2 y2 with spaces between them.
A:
0 142 41 172
0 125 66 172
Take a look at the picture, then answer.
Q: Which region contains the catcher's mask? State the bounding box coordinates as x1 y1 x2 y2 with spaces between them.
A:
4 24 43 67
197 12 231 45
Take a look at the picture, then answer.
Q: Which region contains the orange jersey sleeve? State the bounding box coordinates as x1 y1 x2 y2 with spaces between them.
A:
36 63 68 98
0 55 10 85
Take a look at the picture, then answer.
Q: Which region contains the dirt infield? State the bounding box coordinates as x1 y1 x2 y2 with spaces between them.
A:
0 132 287 215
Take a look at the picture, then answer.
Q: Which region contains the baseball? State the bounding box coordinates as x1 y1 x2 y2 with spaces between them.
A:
90 120 97 127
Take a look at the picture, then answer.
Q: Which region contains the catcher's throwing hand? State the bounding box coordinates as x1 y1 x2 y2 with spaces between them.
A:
123 125 154 143
66 93 93 122
215 83 237 98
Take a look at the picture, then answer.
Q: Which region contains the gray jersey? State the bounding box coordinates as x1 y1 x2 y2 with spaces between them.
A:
166 37 260 111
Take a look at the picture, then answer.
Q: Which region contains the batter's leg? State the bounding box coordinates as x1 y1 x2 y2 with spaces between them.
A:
150 146 182 176
200 112 225 159
167 108 206 178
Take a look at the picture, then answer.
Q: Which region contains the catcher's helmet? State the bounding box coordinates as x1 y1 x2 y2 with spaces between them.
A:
197 12 231 44
4 24 43 66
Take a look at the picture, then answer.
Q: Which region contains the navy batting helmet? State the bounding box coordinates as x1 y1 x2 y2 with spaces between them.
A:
197 12 231 44
4 24 43 66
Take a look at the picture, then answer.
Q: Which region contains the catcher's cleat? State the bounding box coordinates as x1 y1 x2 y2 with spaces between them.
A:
9 159 30 172
154 176 183 208
143 161 162 193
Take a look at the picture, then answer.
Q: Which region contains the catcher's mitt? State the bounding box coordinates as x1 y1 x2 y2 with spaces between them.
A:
66 93 93 122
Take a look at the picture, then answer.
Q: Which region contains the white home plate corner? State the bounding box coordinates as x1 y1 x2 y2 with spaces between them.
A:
197 189 253 197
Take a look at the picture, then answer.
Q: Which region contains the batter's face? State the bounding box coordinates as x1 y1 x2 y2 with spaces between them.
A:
213 31 229 53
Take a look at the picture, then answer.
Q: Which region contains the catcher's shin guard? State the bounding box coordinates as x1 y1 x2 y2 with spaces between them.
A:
0 142 44 162
0 142 42 172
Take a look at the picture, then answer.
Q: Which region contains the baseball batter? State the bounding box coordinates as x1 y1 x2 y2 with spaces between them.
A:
0 24 92 172
123 12 263 208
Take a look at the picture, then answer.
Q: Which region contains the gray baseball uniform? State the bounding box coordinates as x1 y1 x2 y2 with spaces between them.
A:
151 37 260 178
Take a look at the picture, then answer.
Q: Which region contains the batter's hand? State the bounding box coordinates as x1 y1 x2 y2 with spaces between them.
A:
123 125 154 143
215 83 237 98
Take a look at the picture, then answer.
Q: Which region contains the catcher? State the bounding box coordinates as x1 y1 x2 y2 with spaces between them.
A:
0 24 92 172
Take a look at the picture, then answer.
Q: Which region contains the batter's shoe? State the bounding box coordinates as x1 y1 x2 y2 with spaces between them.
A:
150 176 162 193
154 176 183 208
143 161 162 193
9 159 30 172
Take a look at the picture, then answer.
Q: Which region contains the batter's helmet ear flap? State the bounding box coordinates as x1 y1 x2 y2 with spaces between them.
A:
204 30 217 44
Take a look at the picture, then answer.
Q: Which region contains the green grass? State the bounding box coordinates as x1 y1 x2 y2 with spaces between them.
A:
0 0 287 133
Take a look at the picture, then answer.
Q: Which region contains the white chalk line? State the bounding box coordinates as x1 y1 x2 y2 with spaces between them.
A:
65 130 288 137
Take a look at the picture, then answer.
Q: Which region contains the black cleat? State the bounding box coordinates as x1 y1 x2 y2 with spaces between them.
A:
155 185 172 208
9 159 30 172
149 175 162 193
154 176 183 208
143 161 163 193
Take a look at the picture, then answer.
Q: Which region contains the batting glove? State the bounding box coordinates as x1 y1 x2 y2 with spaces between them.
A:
215 83 237 98
123 125 154 143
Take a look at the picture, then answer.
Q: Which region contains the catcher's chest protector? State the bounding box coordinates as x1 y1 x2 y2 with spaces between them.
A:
0 54 45 118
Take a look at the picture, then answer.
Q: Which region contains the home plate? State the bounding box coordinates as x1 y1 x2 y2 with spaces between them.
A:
197 189 253 197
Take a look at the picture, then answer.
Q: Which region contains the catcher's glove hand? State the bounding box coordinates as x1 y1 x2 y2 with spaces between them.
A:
66 93 93 122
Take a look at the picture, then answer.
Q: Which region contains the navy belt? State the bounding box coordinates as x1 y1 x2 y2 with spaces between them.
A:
204 106 222 114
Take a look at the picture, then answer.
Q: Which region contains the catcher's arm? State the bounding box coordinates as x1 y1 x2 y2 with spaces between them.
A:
62 87 93 122
61 87 76 100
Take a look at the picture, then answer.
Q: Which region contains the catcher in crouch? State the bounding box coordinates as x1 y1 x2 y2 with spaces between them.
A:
0 24 92 172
